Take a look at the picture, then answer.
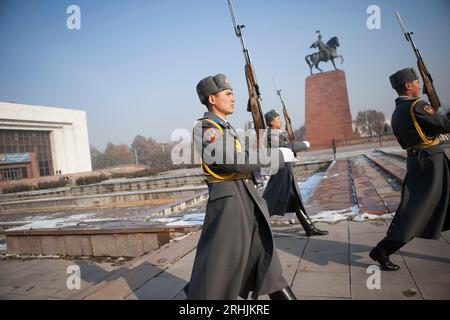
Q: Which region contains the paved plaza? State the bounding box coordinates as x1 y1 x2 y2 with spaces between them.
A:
1 220 449 300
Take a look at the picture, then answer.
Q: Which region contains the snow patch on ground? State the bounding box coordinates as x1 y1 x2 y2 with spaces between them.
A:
1 253 61 259
322 173 340 179
154 213 205 226
310 205 394 223
7 213 99 231
298 171 325 202
310 207 357 223
353 212 395 222
171 233 192 242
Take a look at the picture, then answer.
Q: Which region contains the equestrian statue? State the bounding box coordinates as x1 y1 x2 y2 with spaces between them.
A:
305 30 344 75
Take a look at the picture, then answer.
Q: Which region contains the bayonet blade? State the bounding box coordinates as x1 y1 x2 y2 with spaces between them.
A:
395 11 407 34
272 77 280 95
228 0 240 37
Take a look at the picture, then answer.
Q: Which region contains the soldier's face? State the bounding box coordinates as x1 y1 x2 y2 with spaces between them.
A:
271 116 282 129
209 89 235 117
406 80 421 97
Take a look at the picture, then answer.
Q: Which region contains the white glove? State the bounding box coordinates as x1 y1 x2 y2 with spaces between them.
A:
279 147 298 162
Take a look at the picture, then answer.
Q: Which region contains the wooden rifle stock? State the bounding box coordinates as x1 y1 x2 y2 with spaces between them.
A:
245 64 266 139
417 60 441 111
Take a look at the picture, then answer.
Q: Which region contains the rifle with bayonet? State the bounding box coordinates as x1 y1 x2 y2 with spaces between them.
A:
272 78 297 156
228 0 266 145
395 11 450 143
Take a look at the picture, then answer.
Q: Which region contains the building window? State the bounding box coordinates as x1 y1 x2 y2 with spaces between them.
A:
0 167 28 181
0 130 53 177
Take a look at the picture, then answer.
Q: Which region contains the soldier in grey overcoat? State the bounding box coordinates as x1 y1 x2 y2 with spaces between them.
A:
185 74 297 300
370 68 450 271
262 110 328 237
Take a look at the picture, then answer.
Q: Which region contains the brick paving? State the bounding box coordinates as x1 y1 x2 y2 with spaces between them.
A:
305 160 354 214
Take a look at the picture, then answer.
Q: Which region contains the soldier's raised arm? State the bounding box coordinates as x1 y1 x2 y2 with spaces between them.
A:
414 100 450 135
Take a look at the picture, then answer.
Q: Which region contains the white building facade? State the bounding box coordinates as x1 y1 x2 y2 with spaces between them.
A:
0 102 92 179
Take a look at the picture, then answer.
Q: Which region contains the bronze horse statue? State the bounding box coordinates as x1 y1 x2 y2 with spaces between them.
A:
305 36 344 75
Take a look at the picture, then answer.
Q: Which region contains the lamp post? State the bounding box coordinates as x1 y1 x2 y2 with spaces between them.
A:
134 147 138 166
364 108 369 137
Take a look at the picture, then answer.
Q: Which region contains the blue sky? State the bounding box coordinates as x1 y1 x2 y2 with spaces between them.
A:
1 0 449 150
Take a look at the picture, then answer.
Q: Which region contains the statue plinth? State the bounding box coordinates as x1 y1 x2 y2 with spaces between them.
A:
304 70 354 150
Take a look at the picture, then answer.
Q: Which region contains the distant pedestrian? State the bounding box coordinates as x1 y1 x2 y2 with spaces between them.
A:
331 139 337 160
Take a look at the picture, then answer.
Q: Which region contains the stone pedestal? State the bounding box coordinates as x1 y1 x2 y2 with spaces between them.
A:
305 70 354 150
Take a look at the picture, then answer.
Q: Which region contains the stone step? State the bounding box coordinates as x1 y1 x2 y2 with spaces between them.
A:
359 156 401 213
379 156 407 170
349 158 387 215
365 154 406 184
378 145 450 161
375 149 407 161
0 174 206 203
4 225 199 258
0 186 207 214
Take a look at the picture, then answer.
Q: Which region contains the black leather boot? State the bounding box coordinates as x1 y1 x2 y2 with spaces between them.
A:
268 287 297 300
295 209 329 237
305 225 329 237
369 246 400 271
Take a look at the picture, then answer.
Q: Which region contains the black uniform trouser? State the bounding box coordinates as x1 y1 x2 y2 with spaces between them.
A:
288 187 313 231
376 237 406 256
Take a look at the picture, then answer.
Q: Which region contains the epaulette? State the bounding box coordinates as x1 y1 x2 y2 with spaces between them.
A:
414 100 435 116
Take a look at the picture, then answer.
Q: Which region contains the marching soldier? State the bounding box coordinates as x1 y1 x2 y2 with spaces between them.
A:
262 109 328 237
369 68 450 271
185 74 297 300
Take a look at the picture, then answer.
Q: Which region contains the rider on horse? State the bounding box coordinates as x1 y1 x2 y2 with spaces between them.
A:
310 31 330 61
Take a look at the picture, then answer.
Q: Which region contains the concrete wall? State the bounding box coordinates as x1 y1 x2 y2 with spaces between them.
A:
5 228 173 257
0 101 92 174
0 187 207 214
